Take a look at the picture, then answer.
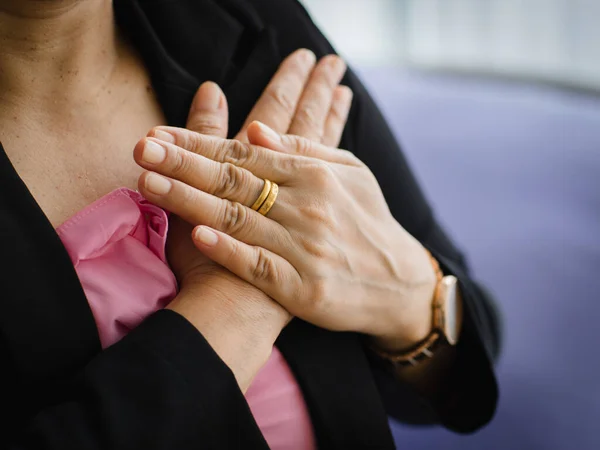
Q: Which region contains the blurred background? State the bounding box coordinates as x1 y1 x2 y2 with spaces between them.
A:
300 1 600 450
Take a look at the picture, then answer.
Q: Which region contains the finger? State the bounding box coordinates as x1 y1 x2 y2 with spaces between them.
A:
235 49 317 142
185 81 229 138
192 225 302 307
288 55 347 142
322 85 353 147
247 121 361 166
148 127 304 182
134 137 266 209
137 171 290 250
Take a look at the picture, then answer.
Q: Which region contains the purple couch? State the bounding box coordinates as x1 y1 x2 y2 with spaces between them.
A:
359 69 600 450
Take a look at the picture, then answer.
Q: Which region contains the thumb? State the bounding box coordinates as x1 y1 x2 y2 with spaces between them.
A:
186 81 229 138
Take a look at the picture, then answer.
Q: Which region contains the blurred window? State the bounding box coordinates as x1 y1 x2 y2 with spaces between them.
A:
301 0 600 90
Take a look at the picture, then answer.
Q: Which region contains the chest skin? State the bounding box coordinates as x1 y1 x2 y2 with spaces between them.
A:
0 48 166 229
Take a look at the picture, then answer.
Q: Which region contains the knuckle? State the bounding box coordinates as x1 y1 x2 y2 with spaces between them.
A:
298 205 333 228
182 130 202 153
188 115 224 136
252 248 280 284
222 238 241 267
301 138 316 155
222 140 250 166
284 58 307 79
305 212 337 242
171 149 194 178
295 106 321 131
308 162 334 188
283 56 301 72
315 68 338 90
321 57 344 87
181 183 200 210
305 278 330 312
324 72 339 90
293 137 315 156
220 200 249 235
330 101 348 120
298 237 333 259
278 153 304 173
266 84 296 114
180 130 215 158
214 163 244 199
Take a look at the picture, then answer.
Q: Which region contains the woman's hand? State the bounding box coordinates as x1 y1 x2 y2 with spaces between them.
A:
134 49 353 390
135 124 438 353
160 49 351 290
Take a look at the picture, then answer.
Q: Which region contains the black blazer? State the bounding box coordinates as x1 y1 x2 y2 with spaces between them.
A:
0 0 499 448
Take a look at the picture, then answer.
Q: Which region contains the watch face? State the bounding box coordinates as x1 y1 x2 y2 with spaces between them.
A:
441 276 460 345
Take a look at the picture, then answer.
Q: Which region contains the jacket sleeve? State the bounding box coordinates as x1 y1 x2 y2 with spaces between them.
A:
249 0 501 433
5 310 268 450
340 67 500 433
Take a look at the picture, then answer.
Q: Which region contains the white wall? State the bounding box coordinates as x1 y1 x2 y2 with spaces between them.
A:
301 0 600 89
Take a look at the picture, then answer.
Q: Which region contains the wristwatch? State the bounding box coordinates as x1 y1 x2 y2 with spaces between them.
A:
372 250 461 367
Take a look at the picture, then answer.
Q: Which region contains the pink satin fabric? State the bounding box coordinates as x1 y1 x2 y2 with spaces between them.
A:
56 187 316 450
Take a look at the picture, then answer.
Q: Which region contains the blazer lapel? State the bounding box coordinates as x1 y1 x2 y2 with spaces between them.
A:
0 143 100 403
222 26 281 135
116 0 282 132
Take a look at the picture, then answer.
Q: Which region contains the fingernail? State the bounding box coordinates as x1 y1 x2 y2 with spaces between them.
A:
145 173 172 195
194 226 218 246
328 56 347 74
153 130 175 144
255 122 281 143
298 49 316 66
334 86 353 114
193 81 222 111
142 140 167 164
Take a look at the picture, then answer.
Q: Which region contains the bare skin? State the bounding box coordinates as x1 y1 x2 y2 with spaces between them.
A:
0 0 165 227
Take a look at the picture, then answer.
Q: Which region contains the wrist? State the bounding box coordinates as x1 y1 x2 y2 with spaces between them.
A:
369 248 465 367
369 283 435 353
178 269 290 340
169 272 288 391
369 249 437 352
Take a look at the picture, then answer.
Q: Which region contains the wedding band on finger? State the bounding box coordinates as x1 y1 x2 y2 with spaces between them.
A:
252 179 279 216
251 179 272 210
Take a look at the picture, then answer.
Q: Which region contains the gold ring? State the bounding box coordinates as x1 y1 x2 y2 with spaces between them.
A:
251 179 272 211
257 181 279 216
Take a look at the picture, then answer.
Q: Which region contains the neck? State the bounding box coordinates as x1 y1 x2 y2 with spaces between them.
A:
0 0 120 111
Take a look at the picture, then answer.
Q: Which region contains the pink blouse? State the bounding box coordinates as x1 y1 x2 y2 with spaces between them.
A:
56 188 316 450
